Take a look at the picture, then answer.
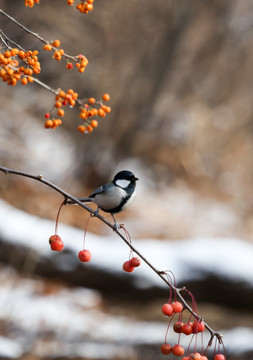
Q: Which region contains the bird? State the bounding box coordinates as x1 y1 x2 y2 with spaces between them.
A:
67 170 139 229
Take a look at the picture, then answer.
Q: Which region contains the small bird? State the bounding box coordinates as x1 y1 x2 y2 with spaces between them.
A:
67 170 139 229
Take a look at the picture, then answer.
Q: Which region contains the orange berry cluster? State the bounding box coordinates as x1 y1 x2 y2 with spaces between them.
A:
43 40 88 71
0 48 40 86
43 40 64 61
44 88 78 129
25 0 39 7
44 89 111 133
75 0 94 14
78 93 111 134
24 0 95 13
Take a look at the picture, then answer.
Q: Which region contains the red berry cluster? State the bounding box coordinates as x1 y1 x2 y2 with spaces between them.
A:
0 48 40 86
122 256 141 273
121 225 141 273
160 293 226 360
49 234 64 251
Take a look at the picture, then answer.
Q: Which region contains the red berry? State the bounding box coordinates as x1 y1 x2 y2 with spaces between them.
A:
182 322 193 335
200 356 208 360
172 301 183 313
66 62 73 69
161 303 173 316
192 320 205 333
44 112 50 119
173 321 184 333
189 353 202 360
160 343 172 355
78 249 91 262
130 256 141 267
49 235 64 251
214 355 225 360
123 260 134 272
172 344 185 356
183 357 190 360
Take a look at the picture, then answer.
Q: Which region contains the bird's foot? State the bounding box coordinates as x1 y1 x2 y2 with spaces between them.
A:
93 208 99 217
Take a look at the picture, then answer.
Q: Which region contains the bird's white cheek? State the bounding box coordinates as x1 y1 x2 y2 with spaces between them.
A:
115 179 131 189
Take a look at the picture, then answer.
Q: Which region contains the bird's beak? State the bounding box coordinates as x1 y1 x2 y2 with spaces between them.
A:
134 177 139 181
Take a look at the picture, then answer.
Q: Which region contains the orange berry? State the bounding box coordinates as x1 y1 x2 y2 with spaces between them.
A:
78 66 85 73
55 101 62 108
24 68 33 76
11 60 19 67
98 109 106 117
53 119 60 127
88 97 96 104
14 73 21 81
10 48 19 56
27 58 35 66
4 50 11 58
90 120 98 128
57 109 65 117
59 49 64 55
45 120 53 129
86 0 94 3
69 99 76 106
8 78 17 86
102 93 110 101
18 51 26 59
67 89 74 94
27 76 34 83
58 90 66 98
85 3 93 11
86 125 93 132
91 108 98 116
21 77 28 85
80 112 87 119
52 40 61 48
53 51 62 60
7 68 14 76
43 44 52 51
78 125 86 133
67 0 74 4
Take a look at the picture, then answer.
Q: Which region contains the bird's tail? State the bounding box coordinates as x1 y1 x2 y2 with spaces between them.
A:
66 197 92 205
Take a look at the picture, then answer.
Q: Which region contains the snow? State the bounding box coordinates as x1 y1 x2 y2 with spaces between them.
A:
0 199 253 287
0 266 253 358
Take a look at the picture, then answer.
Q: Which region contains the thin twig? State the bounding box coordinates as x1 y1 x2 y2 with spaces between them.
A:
0 9 78 62
0 165 223 346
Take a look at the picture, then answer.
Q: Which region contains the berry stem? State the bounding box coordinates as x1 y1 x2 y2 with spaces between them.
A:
83 213 92 250
54 200 65 235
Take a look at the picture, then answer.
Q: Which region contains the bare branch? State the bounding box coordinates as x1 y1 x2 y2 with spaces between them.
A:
0 165 223 346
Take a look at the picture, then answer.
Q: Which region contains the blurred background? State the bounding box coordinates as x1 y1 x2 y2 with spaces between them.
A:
1 0 253 359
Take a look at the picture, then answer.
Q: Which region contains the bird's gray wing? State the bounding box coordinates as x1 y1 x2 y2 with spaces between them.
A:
89 184 106 198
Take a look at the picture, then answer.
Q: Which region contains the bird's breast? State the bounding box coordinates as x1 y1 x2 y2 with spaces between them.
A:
92 186 127 212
